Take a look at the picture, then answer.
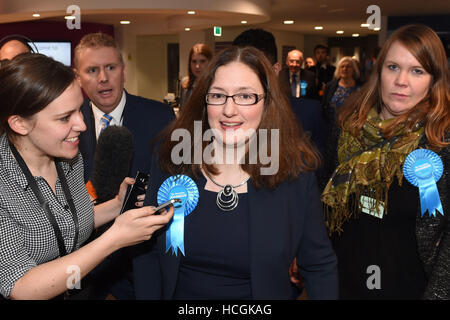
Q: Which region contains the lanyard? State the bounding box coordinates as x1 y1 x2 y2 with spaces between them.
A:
9 142 79 257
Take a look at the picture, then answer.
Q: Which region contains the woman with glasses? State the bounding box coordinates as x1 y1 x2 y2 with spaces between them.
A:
133 46 338 300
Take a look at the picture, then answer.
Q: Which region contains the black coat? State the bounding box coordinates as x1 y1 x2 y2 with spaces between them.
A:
320 125 450 299
133 153 338 300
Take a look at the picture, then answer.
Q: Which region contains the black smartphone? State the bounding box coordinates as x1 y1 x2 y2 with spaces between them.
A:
154 198 182 215
120 171 149 214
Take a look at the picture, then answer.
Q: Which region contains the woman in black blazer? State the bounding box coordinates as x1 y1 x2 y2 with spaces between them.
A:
133 46 338 300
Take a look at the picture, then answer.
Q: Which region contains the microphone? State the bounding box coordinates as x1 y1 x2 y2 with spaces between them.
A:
89 125 134 204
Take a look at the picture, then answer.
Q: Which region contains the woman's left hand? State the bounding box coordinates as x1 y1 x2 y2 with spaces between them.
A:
116 177 146 207
135 193 145 207
116 177 135 204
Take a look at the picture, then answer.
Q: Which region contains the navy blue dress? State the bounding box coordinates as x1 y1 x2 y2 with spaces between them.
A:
174 188 252 299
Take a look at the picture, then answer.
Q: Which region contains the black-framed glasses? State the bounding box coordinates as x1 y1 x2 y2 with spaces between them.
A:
205 93 265 106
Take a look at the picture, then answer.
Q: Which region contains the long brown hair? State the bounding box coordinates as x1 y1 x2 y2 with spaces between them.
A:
183 43 213 90
338 24 450 149
160 46 320 189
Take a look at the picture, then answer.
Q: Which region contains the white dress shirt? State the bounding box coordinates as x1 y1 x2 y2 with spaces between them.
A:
91 91 126 140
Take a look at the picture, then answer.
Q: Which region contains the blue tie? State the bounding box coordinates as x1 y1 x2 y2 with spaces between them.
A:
291 74 297 97
100 113 113 133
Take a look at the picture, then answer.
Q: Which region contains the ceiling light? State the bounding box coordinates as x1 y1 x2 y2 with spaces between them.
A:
120 21 131 24
336 30 344 34
187 11 196 15
352 33 360 37
32 13 40 17
64 15 76 20
241 20 248 24
361 23 369 27
315 26 323 30
185 27 191 31
374 27 381 31
284 20 294 25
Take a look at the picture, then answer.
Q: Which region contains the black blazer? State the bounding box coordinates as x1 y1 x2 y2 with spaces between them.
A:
132 153 338 300
289 97 325 156
310 64 336 92
78 91 175 182
279 68 318 100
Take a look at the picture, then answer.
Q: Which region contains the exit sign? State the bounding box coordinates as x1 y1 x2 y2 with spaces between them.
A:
214 26 222 37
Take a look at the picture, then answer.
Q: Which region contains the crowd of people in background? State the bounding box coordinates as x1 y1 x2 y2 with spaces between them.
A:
0 23 449 300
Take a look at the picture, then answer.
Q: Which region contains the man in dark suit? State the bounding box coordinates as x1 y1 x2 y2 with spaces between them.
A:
310 44 336 97
74 32 175 299
233 31 324 156
75 33 175 183
279 49 318 100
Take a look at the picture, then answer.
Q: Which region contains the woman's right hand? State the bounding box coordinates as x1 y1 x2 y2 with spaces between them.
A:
107 205 174 250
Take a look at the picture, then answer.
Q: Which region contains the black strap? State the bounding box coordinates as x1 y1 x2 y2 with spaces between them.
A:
9 142 79 257
55 160 79 254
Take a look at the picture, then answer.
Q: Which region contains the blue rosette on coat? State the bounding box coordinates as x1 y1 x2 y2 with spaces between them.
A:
157 175 199 256
300 80 308 97
403 149 444 217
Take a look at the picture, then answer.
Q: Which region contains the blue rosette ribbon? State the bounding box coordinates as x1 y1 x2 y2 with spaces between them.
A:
300 80 308 97
403 149 444 217
157 175 199 256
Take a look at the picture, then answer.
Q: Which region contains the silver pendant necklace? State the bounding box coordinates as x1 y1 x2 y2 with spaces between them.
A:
205 171 250 211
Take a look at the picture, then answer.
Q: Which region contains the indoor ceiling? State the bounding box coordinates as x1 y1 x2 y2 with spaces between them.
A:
1 0 449 37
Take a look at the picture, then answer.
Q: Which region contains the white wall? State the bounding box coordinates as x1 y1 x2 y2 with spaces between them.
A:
136 34 178 101
115 25 138 96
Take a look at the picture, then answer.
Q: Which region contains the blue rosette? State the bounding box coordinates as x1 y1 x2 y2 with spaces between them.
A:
300 80 308 97
157 175 199 256
403 149 444 217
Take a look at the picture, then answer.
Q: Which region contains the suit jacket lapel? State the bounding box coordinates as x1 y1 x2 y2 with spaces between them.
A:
121 90 132 127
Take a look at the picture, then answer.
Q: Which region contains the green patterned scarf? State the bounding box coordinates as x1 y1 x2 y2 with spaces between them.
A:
321 108 424 234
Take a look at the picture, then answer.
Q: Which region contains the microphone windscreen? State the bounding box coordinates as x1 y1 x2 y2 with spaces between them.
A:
90 125 134 203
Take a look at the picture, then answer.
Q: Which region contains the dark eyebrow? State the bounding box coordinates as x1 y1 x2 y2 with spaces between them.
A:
209 86 257 91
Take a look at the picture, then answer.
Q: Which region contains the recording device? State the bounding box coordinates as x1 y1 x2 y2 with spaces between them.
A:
91 125 134 204
154 199 182 215
120 171 149 214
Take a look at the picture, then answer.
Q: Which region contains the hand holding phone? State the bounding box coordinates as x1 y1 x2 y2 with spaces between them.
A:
154 199 182 215
120 171 149 214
